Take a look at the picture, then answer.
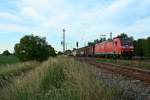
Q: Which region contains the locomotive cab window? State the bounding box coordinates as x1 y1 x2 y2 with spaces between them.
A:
121 38 133 46
115 41 117 45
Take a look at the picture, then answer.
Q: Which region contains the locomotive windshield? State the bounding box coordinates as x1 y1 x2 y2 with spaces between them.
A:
121 38 133 46
116 34 133 46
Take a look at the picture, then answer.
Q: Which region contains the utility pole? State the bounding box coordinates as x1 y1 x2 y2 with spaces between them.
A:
100 34 106 42
66 43 67 50
110 32 115 59
76 41 78 49
110 32 112 40
63 28 66 53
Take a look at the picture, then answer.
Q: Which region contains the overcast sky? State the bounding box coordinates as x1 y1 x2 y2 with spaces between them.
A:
0 0 150 53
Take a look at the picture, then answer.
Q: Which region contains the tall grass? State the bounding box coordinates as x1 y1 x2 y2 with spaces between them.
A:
0 61 39 87
0 56 118 100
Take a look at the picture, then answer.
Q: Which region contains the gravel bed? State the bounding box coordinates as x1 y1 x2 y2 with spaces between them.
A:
94 67 150 100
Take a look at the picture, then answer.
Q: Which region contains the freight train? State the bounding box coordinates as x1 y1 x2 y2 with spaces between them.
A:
67 34 134 58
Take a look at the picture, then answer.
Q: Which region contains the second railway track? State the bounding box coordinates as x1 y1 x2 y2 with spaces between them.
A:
77 57 150 85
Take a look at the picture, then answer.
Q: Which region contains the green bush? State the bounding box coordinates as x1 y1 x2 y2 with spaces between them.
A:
14 34 56 62
2 50 11 56
0 61 39 87
134 37 150 57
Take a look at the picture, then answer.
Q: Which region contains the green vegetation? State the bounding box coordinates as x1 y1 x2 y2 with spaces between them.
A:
134 37 150 57
0 61 39 87
96 58 150 70
0 55 19 65
2 50 11 56
14 34 56 62
0 56 120 100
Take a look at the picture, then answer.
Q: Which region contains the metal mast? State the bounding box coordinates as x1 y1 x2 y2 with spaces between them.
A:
110 32 112 40
63 28 66 53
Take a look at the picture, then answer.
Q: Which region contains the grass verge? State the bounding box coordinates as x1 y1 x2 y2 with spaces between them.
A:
0 61 39 87
0 56 120 100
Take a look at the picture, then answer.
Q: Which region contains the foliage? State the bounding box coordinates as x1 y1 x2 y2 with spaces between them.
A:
88 38 105 46
57 51 63 55
47 45 57 57
0 61 39 87
14 35 56 62
134 39 144 57
134 37 150 57
2 50 11 56
117 33 128 39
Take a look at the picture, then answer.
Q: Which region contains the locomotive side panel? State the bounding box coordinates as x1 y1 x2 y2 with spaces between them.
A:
104 41 114 54
113 38 122 55
95 43 105 55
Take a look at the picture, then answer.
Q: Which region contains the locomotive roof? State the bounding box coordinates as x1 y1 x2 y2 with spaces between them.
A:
95 39 113 45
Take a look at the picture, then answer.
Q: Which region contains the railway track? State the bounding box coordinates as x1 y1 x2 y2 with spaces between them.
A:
77 57 150 85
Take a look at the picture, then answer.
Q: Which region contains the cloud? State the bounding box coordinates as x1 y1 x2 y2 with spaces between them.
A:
0 12 22 23
0 0 150 52
127 16 150 33
21 6 41 21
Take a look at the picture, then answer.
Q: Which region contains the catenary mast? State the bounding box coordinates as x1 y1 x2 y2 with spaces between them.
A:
63 28 66 53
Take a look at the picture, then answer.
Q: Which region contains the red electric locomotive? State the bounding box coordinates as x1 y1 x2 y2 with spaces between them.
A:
95 36 134 58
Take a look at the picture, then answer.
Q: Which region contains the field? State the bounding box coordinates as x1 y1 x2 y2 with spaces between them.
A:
0 56 122 100
0 55 19 65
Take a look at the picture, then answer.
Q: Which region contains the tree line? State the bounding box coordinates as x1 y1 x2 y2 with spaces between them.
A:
134 37 150 57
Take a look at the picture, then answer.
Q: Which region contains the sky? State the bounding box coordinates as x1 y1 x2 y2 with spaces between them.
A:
0 0 150 53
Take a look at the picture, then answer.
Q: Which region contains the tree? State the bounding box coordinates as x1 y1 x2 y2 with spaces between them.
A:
57 51 63 55
2 50 11 56
88 38 104 46
133 37 150 57
47 45 57 57
118 33 128 39
134 39 144 57
14 35 56 62
143 37 150 57
88 42 95 46
146 37 150 57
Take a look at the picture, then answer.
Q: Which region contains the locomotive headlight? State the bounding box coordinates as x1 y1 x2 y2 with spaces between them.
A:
122 46 126 49
129 46 134 49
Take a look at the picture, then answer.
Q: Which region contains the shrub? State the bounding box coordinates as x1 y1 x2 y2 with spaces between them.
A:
2 50 11 56
14 35 56 62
